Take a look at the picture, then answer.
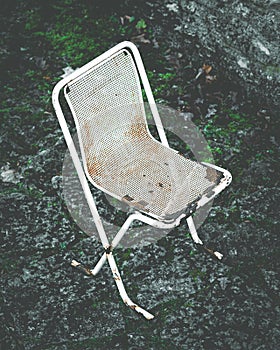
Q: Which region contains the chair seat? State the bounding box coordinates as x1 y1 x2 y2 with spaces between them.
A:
86 122 222 221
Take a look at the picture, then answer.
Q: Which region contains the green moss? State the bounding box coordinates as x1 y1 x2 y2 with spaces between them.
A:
24 9 41 31
31 12 124 67
201 110 255 159
265 65 280 76
122 248 132 261
136 18 147 30
147 71 176 101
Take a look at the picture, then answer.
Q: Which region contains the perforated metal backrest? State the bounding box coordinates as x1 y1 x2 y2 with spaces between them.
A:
65 49 149 180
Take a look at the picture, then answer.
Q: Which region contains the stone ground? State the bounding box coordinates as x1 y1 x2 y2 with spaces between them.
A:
1 1 279 349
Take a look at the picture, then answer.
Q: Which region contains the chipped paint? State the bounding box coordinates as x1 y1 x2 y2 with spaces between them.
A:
205 167 218 182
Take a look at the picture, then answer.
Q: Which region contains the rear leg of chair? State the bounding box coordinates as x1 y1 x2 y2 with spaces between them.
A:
106 252 154 320
186 216 223 260
186 216 203 245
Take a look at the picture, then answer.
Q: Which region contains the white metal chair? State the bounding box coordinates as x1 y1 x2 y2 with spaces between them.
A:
52 41 232 320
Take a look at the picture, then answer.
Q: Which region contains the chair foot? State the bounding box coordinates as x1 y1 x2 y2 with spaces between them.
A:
202 246 223 260
213 251 223 260
187 216 223 260
106 252 154 320
71 259 94 276
71 255 154 320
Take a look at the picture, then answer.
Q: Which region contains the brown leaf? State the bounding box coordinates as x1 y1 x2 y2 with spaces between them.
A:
202 64 212 74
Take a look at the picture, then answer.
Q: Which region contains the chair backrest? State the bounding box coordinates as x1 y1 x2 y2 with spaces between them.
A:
64 48 151 188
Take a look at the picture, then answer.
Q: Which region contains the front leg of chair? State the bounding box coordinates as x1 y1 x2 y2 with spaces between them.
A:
186 216 223 260
106 252 154 320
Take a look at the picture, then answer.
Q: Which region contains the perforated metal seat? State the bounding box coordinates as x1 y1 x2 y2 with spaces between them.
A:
53 41 232 320
89 135 221 220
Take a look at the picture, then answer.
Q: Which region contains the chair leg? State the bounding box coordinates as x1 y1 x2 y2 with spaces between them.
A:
106 252 154 320
186 216 223 260
71 253 154 319
90 253 107 275
186 216 203 245
70 257 107 276
90 214 139 275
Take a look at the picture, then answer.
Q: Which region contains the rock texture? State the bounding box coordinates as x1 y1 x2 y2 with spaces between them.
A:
146 0 280 107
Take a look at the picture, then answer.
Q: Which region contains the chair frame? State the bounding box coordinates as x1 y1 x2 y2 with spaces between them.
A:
52 41 232 320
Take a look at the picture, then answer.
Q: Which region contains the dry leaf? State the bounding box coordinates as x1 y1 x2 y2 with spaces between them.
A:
202 64 212 74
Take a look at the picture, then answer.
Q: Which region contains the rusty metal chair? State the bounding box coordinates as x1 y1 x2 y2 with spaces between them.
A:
52 41 232 319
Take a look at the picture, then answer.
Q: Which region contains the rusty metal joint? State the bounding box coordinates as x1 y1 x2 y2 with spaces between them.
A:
105 245 113 254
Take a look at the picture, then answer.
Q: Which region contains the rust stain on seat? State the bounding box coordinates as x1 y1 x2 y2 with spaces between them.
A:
84 121 93 141
125 116 149 140
87 156 103 178
83 121 95 157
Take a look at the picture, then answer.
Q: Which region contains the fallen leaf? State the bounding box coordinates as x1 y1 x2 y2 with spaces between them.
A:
202 64 212 74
